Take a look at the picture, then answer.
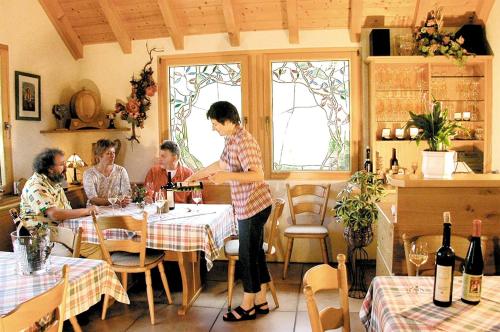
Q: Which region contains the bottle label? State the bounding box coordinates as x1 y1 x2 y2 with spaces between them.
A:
462 273 482 302
167 190 175 209
434 265 453 302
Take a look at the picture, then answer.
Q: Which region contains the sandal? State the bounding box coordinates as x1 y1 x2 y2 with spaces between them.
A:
223 306 256 322
254 302 269 314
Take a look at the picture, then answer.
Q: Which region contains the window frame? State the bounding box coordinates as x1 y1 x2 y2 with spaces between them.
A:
262 49 361 180
157 53 250 165
0 44 14 193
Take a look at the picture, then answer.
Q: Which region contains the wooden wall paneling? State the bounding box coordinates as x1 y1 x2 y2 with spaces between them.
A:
475 0 495 24
349 0 363 42
97 0 132 53
39 0 84 59
483 58 492 172
286 0 299 43
222 0 241 47
0 45 13 194
157 0 185 50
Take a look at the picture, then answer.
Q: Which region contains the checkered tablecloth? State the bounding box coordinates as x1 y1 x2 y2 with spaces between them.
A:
360 276 500 332
0 251 129 320
60 203 237 270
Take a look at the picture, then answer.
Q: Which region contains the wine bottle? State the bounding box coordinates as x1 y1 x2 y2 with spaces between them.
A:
364 147 373 173
433 211 455 307
9 208 31 236
165 171 175 210
389 148 399 167
461 219 484 305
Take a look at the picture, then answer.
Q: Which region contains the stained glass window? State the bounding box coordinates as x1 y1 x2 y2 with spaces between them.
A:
271 60 350 171
168 63 242 169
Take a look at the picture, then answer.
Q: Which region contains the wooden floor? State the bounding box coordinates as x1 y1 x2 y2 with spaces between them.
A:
66 262 372 332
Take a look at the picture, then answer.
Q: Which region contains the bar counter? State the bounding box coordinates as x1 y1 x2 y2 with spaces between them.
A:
375 173 500 276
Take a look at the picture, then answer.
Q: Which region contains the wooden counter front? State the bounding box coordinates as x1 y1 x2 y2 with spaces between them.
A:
376 174 500 276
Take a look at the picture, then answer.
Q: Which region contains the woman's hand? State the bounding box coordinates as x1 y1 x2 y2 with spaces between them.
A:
208 171 229 185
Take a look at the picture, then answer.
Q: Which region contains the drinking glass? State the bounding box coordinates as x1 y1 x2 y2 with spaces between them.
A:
108 196 118 215
154 191 166 220
192 190 202 212
408 241 428 293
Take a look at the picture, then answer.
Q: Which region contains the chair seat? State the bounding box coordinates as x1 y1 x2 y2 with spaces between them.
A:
284 225 328 235
51 243 73 257
224 239 276 256
111 250 164 267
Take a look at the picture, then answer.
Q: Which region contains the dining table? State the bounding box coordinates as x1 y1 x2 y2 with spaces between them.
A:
60 203 237 315
0 251 129 332
359 275 500 332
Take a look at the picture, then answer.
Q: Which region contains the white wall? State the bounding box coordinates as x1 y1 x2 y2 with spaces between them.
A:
486 1 500 172
0 0 80 178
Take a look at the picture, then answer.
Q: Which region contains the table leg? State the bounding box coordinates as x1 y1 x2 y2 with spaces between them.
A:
69 316 82 332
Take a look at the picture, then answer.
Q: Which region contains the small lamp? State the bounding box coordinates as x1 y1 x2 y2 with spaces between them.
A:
66 153 86 185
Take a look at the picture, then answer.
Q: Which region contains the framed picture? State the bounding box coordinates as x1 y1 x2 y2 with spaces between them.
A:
15 71 41 121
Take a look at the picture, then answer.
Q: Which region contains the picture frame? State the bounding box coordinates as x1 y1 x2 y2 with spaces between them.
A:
15 71 41 121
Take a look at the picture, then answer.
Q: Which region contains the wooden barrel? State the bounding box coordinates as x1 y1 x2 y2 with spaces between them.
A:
70 89 100 122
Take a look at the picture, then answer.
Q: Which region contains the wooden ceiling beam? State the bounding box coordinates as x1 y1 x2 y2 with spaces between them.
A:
222 0 240 46
412 0 430 28
157 0 184 50
97 0 132 53
38 0 83 60
286 0 299 44
475 0 495 25
349 0 362 42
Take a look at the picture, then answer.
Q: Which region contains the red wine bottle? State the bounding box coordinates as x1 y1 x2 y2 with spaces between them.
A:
390 148 399 167
364 146 373 173
9 208 31 236
166 171 175 210
433 211 455 307
461 219 484 305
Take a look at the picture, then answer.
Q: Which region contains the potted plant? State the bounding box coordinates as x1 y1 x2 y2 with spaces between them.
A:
405 99 466 179
334 171 385 248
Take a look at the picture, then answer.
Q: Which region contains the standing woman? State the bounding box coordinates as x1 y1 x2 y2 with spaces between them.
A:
187 101 272 321
83 139 131 206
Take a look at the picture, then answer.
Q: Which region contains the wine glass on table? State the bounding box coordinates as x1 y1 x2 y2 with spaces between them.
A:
154 191 166 220
118 189 131 212
408 241 428 293
108 195 118 215
192 190 202 212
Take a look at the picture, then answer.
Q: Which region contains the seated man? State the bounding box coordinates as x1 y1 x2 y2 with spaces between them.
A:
144 140 200 203
20 148 101 259
83 139 131 206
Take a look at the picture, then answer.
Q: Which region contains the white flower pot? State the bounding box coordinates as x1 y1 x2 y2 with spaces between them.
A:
421 150 456 179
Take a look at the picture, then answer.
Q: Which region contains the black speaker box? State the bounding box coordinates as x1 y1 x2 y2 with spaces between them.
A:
455 24 490 55
369 29 391 56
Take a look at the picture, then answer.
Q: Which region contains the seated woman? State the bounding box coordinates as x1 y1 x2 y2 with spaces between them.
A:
144 140 200 203
83 139 131 206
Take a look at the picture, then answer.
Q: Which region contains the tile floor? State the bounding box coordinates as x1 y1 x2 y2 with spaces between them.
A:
68 262 372 332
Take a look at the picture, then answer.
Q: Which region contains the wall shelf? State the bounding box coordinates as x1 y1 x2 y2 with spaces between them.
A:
40 128 130 134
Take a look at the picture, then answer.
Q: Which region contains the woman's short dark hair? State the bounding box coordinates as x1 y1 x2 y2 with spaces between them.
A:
160 140 180 157
206 101 240 125
33 148 64 176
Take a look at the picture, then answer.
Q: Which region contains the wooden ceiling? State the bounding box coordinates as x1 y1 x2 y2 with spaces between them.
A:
38 0 495 59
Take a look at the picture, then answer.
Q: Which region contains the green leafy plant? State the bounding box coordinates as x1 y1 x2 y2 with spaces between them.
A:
405 99 466 151
334 171 385 231
131 184 147 203
414 8 471 65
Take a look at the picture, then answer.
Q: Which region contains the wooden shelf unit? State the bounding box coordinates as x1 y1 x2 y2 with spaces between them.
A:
40 128 130 134
366 56 492 174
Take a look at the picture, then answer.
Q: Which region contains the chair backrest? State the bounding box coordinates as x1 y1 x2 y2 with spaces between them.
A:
303 254 350 332
92 212 148 267
0 265 69 332
286 184 330 226
49 226 84 258
402 233 488 276
265 198 285 255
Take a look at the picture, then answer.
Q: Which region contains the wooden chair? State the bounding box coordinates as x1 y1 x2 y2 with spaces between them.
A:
0 265 69 332
283 184 331 279
402 233 488 276
9 208 83 258
224 198 285 311
49 226 84 258
92 212 172 325
303 254 350 332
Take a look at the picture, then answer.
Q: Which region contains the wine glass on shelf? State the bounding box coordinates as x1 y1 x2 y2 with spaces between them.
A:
192 190 202 212
408 241 429 293
154 191 166 220
108 195 118 215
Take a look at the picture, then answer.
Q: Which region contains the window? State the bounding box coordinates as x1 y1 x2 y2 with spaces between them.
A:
159 55 248 170
271 60 351 171
0 44 13 193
